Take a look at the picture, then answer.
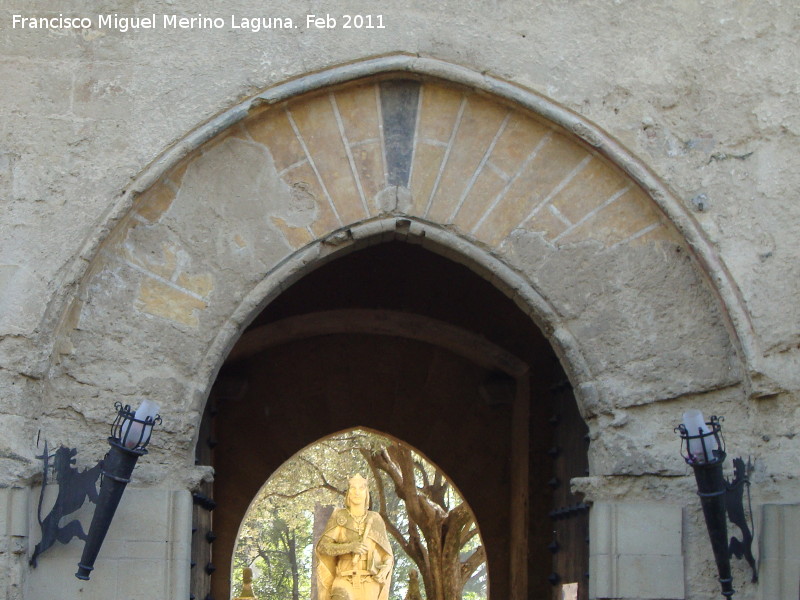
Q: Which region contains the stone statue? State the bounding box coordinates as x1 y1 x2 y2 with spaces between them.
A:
316 474 393 600
232 567 257 599
403 570 423 600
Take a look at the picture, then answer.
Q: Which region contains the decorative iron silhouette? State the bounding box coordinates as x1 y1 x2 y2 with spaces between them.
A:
725 457 758 582
30 442 102 567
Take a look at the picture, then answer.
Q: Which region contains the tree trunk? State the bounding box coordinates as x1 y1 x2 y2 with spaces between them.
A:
288 532 300 600
365 443 485 600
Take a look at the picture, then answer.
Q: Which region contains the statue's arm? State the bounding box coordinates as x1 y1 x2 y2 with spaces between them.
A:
318 536 361 556
375 551 393 583
368 515 393 583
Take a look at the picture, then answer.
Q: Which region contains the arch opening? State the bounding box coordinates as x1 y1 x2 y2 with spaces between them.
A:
231 428 488 600
193 240 590 600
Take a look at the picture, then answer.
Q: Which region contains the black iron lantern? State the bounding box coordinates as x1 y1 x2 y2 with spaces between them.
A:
675 411 758 599
75 401 161 580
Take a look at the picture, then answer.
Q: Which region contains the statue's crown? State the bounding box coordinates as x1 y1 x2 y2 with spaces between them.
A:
348 473 368 485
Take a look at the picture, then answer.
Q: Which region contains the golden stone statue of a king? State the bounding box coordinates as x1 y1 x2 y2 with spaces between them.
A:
315 474 394 600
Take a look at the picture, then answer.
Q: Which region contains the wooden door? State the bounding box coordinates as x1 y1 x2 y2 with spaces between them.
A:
547 381 590 600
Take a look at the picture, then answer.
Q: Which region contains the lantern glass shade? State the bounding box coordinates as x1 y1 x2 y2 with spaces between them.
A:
112 400 161 450
676 410 725 464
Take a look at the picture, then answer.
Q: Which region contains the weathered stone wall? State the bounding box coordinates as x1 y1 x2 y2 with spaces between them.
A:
0 2 798 599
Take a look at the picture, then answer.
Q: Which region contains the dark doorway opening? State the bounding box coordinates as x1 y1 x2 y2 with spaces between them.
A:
192 241 588 600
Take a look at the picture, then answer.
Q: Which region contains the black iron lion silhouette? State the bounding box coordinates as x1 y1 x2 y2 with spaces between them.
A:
29 443 102 567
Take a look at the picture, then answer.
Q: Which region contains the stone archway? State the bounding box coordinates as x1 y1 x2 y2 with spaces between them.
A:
41 55 744 600
49 62 741 425
196 239 588 600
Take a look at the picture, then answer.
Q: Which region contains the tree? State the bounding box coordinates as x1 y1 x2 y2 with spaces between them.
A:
362 443 486 600
233 430 487 600
233 502 312 600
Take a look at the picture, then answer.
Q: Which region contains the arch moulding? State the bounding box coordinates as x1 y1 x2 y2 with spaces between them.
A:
44 54 750 473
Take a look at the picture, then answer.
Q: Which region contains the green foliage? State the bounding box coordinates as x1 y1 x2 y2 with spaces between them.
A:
233 503 312 600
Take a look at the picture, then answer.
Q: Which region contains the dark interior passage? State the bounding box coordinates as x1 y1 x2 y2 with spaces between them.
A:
192 241 588 600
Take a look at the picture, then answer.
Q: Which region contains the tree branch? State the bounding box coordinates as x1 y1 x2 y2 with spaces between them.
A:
359 448 388 514
461 545 486 584
269 482 341 500
299 456 346 496
417 459 431 489
463 526 480 544
408 520 429 567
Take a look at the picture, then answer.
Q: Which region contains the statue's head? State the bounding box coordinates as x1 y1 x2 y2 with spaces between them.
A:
345 473 370 510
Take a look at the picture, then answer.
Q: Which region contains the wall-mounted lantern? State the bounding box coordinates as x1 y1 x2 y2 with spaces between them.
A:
675 410 758 598
30 400 160 580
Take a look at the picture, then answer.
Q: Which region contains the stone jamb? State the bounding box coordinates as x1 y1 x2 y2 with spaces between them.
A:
759 504 800 600
589 501 685 599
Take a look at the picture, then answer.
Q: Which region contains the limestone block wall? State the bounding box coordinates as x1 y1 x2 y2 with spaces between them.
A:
23 488 191 599
22 64 760 600
0 2 797 387
0 488 28 600
759 504 800 600
0 2 798 599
